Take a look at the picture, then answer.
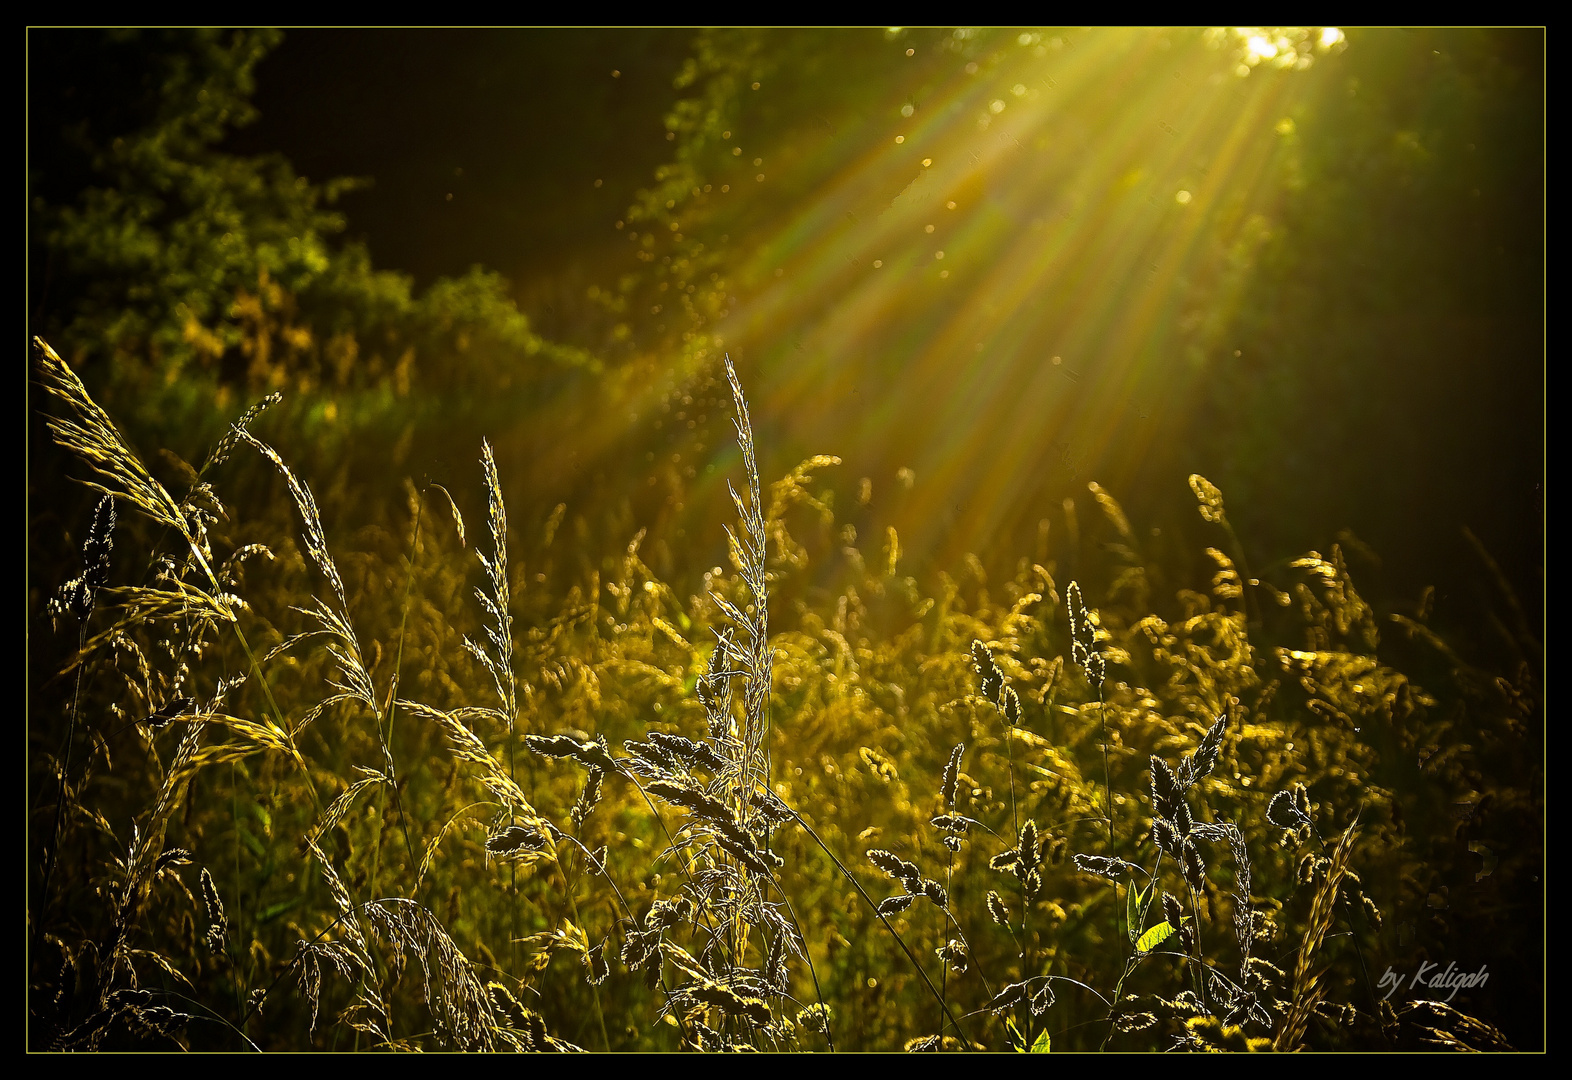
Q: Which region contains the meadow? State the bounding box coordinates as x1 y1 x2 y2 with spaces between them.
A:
28 334 1538 1050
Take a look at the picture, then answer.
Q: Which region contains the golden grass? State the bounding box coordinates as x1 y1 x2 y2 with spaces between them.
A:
28 339 1537 1051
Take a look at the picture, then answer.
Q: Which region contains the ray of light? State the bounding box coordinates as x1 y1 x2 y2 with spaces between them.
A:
708 28 1335 569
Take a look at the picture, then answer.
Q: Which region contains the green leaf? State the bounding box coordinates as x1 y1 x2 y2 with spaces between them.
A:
257 896 303 924
1007 1015 1026 1051
1136 920 1177 953
1030 1028 1052 1053
238 825 268 861
1127 877 1146 942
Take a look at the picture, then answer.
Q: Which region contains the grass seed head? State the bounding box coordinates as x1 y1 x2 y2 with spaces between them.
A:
939 743 964 809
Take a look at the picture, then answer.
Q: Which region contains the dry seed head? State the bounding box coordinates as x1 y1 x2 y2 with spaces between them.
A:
584 940 610 985
648 779 731 824
986 891 1011 925
867 849 922 890
648 731 727 773
1066 581 1105 685
53 495 116 624
1152 817 1180 856
1181 838 1206 892
200 868 227 955
236 431 346 609
765 933 789 992
621 929 655 970
1018 819 1039 867
690 982 772 1026
1024 868 1043 902
940 743 964 808
527 733 618 774
798 1003 832 1033
142 695 193 732
1183 712 1228 787
207 391 282 469
154 847 192 874
35 338 190 537
1115 1011 1159 1032
1278 823 1359 1051
486 824 549 857
860 744 899 782
1188 473 1228 525
1151 756 1182 818
971 639 1003 702
747 786 795 825
713 827 778 876
1001 685 1022 728
522 1008 547 1051
989 982 1027 1013
1073 853 1128 880
990 849 1021 873
878 893 917 917
1362 895 1383 929
921 879 949 908
645 894 694 933
1243 955 1286 992
571 767 605 827
935 940 968 972
1267 790 1304 829
1206 547 1244 598
487 981 526 1025
931 813 970 835
426 482 466 549
1088 481 1133 539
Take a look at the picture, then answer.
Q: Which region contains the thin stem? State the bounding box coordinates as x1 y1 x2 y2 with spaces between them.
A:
788 809 970 1045
35 622 89 953
940 845 951 1039
375 493 425 899
563 874 612 1051
233 761 245 1024
765 884 835 1052
1097 681 1121 957
150 988 265 1052
1184 877 1209 1011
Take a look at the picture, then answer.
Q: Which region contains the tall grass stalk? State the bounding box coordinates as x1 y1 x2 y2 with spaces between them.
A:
29 338 1531 1052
